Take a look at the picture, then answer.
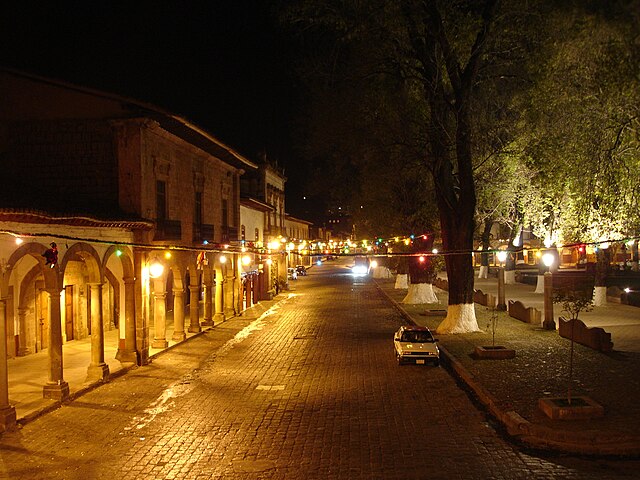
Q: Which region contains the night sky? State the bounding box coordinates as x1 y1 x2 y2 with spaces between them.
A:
0 2 306 214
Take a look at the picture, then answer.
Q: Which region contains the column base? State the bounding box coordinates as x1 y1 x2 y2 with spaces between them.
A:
17 347 32 357
200 319 214 326
152 338 169 349
543 319 556 330
116 348 140 365
224 309 235 318
188 325 202 333
86 363 110 383
0 406 16 432
138 349 151 366
496 304 507 311
213 313 225 323
43 381 70 401
172 331 186 342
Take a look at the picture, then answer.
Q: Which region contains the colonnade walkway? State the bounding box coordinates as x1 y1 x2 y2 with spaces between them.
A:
8 311 206 423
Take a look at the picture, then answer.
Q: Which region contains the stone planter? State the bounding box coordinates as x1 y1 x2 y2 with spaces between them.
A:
474 345 516 359
538 396 604 420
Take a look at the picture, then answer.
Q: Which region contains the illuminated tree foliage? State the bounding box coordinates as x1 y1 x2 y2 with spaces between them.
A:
518 1 640 247
283 0 546 332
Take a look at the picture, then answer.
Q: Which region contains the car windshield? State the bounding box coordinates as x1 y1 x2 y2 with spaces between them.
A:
401 331 433 343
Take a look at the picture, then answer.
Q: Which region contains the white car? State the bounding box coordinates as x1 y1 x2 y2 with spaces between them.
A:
394 325 440 366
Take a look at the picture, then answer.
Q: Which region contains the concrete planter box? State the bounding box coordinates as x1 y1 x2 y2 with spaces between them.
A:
474 345 516 359
538 396 604 420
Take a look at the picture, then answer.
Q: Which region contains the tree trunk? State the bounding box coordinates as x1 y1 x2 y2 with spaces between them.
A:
431 91 480 334
478 217 492 279
402 283 439 304
395 274 409 289
593 247 610 306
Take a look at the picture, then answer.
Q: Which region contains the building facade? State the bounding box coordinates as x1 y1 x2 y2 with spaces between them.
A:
0 68 264 430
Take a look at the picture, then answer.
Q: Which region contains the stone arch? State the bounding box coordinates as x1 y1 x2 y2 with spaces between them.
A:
6 241 60 294
102 245 134 279
17 264 47 355
61 242 102 283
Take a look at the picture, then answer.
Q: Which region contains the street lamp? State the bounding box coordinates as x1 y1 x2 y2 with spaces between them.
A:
149 259 164 279
542 252 555 330
496 250 507 311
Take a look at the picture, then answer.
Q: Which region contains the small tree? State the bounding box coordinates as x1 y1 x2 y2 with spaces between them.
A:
553 287 594 404
486 307 499 347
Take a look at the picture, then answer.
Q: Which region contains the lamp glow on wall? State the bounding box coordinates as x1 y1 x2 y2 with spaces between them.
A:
241 255 251 266
219 254 227 264
149 259 165 278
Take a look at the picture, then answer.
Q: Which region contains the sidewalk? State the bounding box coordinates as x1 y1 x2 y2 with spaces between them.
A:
376 275 640 456
6 303 273 425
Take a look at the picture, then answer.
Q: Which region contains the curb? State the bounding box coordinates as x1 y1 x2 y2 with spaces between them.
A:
374 279 640 457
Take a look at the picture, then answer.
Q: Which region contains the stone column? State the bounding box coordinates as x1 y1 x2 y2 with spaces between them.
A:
135 249 150 366
43 288 69 400
188 282 201 333
16 307 30 356
152 279 168 348
86 283 110 383
224 268 236 318
201 266 214 326
172 289 186 341
0 299 16 431
213 267 225 323
116 277 139 364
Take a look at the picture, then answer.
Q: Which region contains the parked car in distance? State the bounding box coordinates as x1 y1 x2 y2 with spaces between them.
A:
352 256 370 275
296 265 307 276
287 267 298 280
394 325 440 366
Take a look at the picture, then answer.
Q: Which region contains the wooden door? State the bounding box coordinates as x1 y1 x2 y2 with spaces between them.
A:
36 281 48 351
65 285 74 341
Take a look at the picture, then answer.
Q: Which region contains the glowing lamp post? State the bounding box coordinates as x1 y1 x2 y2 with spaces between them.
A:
542 252 556 330
149 259 164 279
496 250 507 311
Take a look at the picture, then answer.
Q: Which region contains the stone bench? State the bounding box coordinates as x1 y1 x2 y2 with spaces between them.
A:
558 316 613 352
508 300 541 325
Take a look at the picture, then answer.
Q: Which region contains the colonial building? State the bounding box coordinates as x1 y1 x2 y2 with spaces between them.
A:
0 68 264 430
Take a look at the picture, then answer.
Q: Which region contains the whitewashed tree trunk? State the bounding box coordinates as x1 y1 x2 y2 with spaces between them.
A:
593 286 607 306
478 266 489 279
402 283 438 304
374 266 392 279
505 270 516 285
534 274 545 294
394 274 409 289
436 304 480 334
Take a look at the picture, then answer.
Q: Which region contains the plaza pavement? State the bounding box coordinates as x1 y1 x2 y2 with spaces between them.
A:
375 270 640 456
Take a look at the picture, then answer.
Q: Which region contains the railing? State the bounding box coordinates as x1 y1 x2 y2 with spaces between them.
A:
221 226 238 242
154 219 182 241
193 223 214 243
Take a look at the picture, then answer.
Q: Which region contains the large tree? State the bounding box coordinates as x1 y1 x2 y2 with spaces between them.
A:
284 0 542 333
517 0 640 302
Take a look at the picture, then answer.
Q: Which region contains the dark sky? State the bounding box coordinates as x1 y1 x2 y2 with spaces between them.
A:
0 2 308 214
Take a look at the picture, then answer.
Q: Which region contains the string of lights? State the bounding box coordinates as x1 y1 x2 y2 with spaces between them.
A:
1 227 638 259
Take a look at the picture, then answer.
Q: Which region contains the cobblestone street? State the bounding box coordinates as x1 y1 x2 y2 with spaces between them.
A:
0 261 638 479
